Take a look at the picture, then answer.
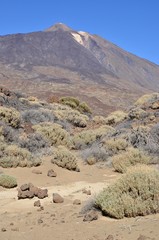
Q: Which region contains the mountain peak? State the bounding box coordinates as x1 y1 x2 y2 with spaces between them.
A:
44 23 73 32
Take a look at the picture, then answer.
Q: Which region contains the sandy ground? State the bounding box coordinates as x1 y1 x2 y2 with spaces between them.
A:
0 157 159 240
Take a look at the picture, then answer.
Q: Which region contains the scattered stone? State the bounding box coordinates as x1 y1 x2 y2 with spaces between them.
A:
32 169 42 174
106 235 114 240
10 223 14 226
37 219 43 224
137 235 148 240
18 183 48 200
1 228 7 232
17 189 34 199
53 193 64 203
47 169 57 177
34 200 41 207
37 189 48 199
73 199 81 205
20 183 29 191
83 210 98 222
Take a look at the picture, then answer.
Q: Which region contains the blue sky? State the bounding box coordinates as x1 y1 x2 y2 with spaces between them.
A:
0 0 158 64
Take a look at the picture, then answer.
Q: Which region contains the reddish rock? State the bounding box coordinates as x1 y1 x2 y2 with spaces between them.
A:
18 189 34 199
20 184 29 191
34 200 41 207
29 186 39 196
37 189 48 199
47 169 57 177
83 210 98 222
53 193 64 203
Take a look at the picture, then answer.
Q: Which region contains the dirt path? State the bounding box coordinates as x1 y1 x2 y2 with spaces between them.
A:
0 160 159 240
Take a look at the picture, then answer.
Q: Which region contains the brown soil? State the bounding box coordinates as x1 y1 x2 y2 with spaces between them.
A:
0 157 158 240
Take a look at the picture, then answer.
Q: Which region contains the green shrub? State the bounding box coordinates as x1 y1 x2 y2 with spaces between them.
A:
112 147 151 173
59 96 92 114
33 122 71 147
51 146 79 171
0 174 17 188
60 97 80 108
77 102 92 114
96 165 159 219
0 106 21 128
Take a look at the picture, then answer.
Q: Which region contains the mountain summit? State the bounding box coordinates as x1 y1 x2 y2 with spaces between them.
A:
45 23 73 32
0 23 159 114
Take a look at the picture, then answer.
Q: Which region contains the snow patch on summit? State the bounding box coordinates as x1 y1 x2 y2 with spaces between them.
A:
71 33 84 45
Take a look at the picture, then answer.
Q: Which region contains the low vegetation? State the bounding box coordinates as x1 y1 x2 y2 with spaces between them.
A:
96 165 159 219
0 174 17 188
112 147 151 173
51 146 79 171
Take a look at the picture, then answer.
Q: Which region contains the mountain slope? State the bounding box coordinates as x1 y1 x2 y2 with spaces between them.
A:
0 23 159 114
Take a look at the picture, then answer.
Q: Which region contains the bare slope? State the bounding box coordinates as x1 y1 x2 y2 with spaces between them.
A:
0 23 159 114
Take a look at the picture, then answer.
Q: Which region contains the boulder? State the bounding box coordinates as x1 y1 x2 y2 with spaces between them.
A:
37 189 48 199
53 193 64 203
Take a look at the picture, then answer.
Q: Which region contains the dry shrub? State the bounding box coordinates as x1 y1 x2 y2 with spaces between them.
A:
128 107 148 120
22 108 55 124
112 147 150 173
0 106 21 128
60 96 92 114
92 115 106 125
105 111 127 125
33 122 71 147
96 165 159 219
72 125 114 150
51 146 79 171
0 144 41 168
54 108 88 128
103 138 128 154
135 93 159 107
0 174 17 188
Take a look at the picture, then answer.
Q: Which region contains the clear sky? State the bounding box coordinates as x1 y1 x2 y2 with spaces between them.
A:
0 0 158 64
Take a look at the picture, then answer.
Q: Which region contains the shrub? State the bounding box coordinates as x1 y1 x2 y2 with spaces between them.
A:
54 108 88 128
112 147 150 173
60 96 80 108
128 107 148 120
105 111 127 125
51 146 79 171
33 122 71 147
0 144 41 168
22 108 55 124
19 132 50 153
72 125 114 150
81 143 110 165
96 165 159 219
77 102 92 114
0 174 17 188
134 93 159 107
59 96 92 114
0 106 21 128
103 138 128 155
